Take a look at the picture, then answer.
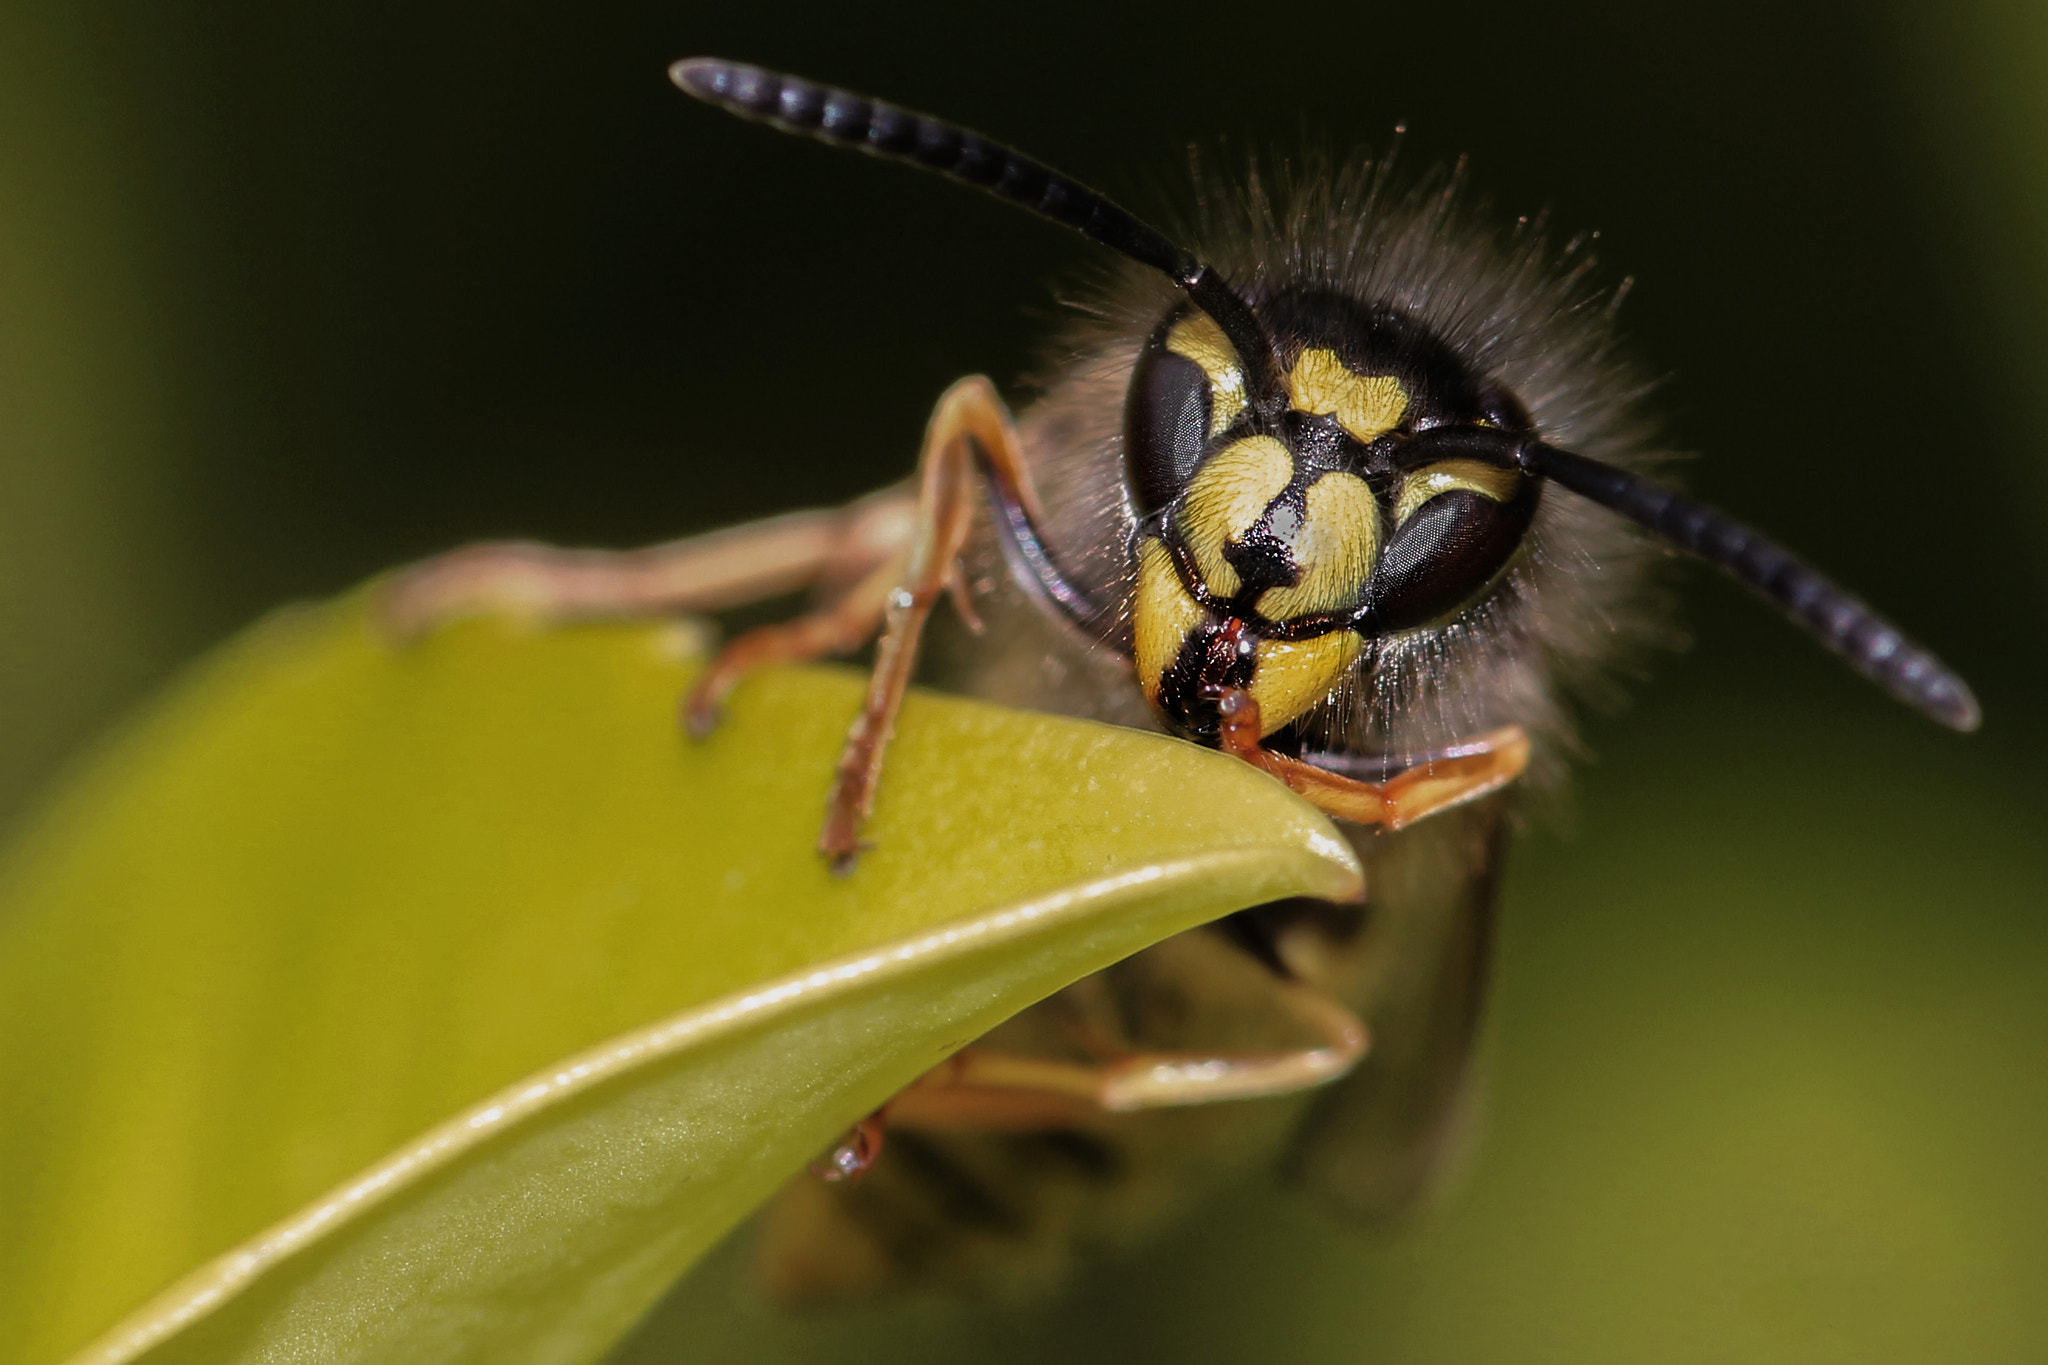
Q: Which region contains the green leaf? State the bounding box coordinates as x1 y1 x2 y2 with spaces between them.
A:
0 597 1360 1365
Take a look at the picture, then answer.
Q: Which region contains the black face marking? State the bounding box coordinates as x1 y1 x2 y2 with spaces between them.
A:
1277 408 1357 472
1221 483 1310 599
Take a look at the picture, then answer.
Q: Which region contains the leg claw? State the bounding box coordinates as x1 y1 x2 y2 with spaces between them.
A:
811 1111 887 1182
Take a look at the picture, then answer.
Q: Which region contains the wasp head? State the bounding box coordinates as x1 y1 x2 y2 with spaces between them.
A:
1126 289 1543 741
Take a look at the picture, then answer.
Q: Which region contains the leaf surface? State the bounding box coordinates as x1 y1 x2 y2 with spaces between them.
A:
0 599 1359 1365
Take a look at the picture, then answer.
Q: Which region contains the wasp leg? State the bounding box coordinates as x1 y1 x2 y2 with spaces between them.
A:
679 554 907 741
678 375 1046 870
812 1109 890 1182
1213 688 1529 830
377 486 916 638
813 376 1051 868
880 977 1367 1131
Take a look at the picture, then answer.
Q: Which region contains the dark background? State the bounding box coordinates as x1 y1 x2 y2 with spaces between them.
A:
3 1 2044 1360
2 1 2042 802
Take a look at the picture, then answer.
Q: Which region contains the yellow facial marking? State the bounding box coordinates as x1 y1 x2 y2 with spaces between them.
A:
1175 435 1295 599
1393 459 1524 525
1256 471 1380 622
1286 348 1409 443
1248 631 1364 736
1166 313 1247 436
1135 537 1209 703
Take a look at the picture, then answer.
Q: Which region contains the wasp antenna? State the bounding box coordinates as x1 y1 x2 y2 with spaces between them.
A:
1525 443 1981 732
670 57 1284 413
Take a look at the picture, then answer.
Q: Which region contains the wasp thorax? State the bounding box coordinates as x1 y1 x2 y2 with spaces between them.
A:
1125 289 1542 741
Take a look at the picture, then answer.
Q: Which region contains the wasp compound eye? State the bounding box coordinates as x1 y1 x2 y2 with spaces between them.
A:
1369 446 1540 632
1126 311 1250 517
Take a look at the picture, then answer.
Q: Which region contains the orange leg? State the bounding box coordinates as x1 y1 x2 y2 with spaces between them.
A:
798 977 1364 1180
679 556 904 741
682 375 1051 871
880 976 1367 1132
1213 688 1529 830
377 487 916 638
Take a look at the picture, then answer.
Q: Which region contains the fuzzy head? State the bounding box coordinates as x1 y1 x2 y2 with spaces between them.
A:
1126 286 1545 741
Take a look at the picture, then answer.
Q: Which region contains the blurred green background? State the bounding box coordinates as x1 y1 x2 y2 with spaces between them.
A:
1 1 2043 1361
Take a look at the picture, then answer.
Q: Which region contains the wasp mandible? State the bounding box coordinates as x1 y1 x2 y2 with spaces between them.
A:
384 59 1977 1301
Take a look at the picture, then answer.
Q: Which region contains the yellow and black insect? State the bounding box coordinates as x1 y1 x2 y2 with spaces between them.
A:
387 58 1978 1302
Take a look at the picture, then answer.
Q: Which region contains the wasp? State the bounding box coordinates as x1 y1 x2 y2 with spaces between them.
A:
383 59 1978 1303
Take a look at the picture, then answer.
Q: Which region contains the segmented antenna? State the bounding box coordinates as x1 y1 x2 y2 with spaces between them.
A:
1528 443 1981 731
669 57 1282 413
